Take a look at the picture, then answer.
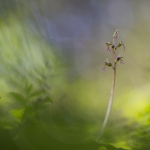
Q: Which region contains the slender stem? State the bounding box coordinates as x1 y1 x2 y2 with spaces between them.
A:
96 37 117 142
96 63 116 142
112 38 114 46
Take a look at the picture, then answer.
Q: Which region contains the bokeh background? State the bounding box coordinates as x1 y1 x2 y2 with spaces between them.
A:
1 0 150 150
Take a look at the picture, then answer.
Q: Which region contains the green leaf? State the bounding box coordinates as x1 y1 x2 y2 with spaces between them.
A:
43 96 52 103
9 92 26 104
29 90 44 98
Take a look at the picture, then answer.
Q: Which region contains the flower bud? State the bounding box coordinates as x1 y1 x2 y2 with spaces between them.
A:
113 29 119 39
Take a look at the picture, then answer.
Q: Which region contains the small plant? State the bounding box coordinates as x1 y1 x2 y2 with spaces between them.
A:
96 29 125 141
9 84 52 125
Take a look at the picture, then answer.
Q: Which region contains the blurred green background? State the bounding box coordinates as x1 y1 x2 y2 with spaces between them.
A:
0 0 150 150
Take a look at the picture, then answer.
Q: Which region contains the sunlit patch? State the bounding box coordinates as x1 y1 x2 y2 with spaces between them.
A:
121 85 150 118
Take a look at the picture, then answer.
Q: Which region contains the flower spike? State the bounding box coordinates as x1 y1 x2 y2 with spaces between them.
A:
98 29 126 141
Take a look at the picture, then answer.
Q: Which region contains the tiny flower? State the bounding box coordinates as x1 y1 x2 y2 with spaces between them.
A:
102 58 112 71
105 41 112 52
116 55 124 64
116 41 125 51
113 29 119 40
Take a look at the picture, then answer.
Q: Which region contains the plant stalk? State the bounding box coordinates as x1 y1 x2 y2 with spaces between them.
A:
96 62 116 142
